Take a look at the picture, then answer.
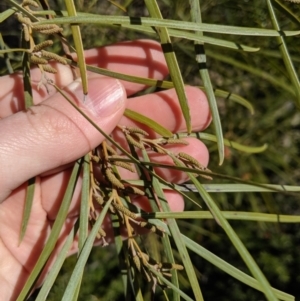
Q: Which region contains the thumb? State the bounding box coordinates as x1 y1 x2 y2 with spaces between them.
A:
0 76 127 201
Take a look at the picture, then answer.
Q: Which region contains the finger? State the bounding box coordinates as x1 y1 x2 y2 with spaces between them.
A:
112 86 211 147
0 76 127 202
0 40 168 118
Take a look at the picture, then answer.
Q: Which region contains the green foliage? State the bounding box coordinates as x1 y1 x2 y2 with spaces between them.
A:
1 0 300 300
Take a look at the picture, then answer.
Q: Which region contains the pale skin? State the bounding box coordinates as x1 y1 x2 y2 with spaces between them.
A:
0 39 211 300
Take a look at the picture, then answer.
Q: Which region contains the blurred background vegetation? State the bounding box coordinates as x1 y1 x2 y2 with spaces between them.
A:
1 0 300 300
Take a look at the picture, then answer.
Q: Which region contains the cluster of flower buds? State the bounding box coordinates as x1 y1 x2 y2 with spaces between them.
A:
15 0 67 74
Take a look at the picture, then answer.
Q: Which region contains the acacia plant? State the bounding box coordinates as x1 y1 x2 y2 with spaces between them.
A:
0 0 300 300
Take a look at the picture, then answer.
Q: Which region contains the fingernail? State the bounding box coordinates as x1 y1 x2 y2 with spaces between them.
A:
68 77 125 117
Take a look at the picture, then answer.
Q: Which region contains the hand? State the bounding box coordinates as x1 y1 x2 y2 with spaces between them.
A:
0 39 211 300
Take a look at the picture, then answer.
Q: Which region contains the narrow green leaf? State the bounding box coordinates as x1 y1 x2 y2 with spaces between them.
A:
273 0 300 26
22 42 33 109
19 177 35 243
0 48 31 54
33 14 300 37
266 0 300 108
118 24 260 52
149 210 300 223
145 0 192 133
19 37 35 244
0 8 15 23
187 132 268 153
108 0 127 12
17 159 83 301
202 74 224 164
73 155 90 301
126 160 297 196
187 173 279 301
124 108 173 137
78 153 90 251
167 28 260 52
61 198 113 301
200 183 300 193
213 88 254 114
35 228 75 301
127 181 300 194
189 0 224 165
64 0 88 96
